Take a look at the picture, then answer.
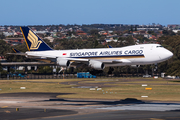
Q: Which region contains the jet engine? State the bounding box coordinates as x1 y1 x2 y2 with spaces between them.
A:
89 60 105 70
56 58 70 67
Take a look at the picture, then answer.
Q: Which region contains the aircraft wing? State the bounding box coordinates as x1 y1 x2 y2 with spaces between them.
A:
7 51 132 69
63 58 131 64
57 57 132 70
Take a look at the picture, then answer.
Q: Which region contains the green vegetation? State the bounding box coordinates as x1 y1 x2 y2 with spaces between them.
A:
157 35 180 76
0 78 180 101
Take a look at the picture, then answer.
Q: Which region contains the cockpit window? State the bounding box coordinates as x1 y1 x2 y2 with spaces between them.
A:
156 46 163 48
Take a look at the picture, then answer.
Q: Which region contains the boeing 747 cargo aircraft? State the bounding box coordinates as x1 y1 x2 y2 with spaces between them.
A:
9 27 173 70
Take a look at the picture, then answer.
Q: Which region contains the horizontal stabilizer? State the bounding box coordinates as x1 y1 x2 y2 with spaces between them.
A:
7 53 27 56
12 48 21 53
107 45 113 48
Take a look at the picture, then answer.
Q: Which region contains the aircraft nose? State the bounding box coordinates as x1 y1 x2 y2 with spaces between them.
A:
168 51 173 58
160 49 173 60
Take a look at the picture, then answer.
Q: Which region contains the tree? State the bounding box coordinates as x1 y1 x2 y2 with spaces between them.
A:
166 60 180 76
130 25 133 32
126 36 135 45
89 29 99 37
162 30 175 36
177 31 180 35
135 25 137 31
0 64 3 72
134 35 145 43
108 67 114 74
0 33 5 39
94 40 98 48
38 66 53 73
148 31 154 34
156 35 180 76
0 40 11 57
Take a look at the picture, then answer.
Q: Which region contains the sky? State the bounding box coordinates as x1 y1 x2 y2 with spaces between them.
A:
0 0 180 26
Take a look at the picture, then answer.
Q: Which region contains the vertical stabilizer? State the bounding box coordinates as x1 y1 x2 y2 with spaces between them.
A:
20 27 53 51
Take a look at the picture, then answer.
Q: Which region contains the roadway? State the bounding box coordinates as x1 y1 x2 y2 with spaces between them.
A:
1 92 180 120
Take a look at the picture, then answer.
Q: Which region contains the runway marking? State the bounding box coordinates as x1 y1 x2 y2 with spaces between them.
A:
145 88 152 90
141 96 148 97
20 87 26 89
90 88 96 90
4 110 11 113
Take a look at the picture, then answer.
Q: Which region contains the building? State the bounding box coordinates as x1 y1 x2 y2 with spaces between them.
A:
76 30 87 36
4 38 24 46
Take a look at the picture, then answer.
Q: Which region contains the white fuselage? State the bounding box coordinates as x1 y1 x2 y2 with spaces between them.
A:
26 44 173 67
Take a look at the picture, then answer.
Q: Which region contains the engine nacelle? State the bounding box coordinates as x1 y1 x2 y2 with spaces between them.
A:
89 60 105 70
57 58 70 67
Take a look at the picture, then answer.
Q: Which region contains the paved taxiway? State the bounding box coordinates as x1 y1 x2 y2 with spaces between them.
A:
1 93 180 120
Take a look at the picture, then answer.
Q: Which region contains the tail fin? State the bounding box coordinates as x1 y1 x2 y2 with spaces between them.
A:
20 27 53 51
12 48 21 53
107 45 113 48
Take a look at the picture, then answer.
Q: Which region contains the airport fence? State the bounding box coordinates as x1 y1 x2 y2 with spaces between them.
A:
0 73 145 80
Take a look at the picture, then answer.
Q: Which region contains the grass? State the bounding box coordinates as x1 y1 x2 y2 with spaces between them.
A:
0 78 180 101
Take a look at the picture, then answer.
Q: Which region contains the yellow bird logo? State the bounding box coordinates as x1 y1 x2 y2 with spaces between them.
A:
27 30 42 50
